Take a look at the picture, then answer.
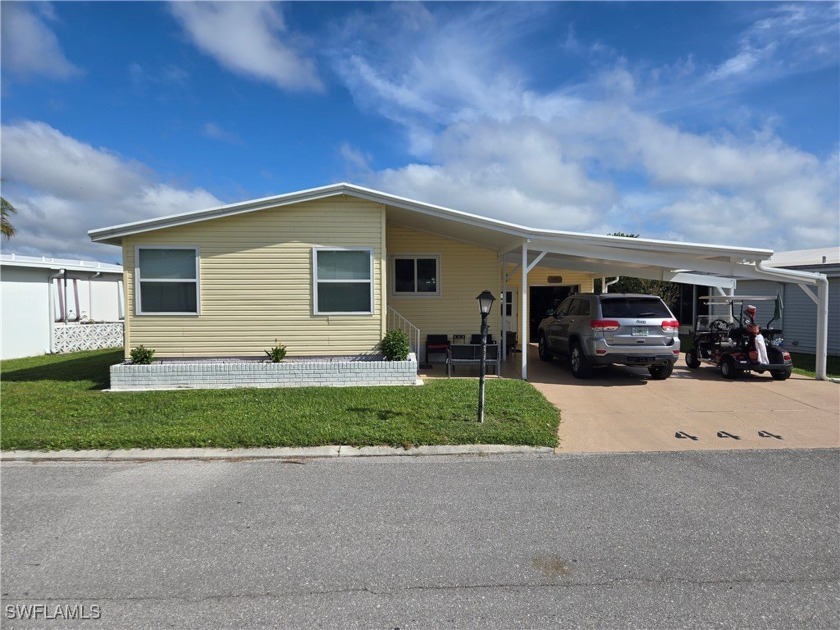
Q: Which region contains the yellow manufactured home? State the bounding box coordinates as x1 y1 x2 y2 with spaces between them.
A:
92 183 816 379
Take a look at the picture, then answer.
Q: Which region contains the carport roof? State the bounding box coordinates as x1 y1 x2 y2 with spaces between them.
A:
89 182 771 276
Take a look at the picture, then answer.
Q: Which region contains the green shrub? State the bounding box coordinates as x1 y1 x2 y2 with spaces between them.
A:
380 330 410 361
130 345 155 364
265 341 287 363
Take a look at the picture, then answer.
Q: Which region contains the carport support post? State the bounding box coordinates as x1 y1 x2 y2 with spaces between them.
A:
816 280 828 380
521 242 528 380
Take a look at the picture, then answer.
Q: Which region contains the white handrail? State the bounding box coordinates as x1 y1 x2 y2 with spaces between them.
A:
387 307 420 359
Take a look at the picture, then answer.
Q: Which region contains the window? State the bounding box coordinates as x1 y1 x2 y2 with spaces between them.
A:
136 247 198 314
392 256 439 296
501 290 513 317
600 297 671 319
314 248 373 314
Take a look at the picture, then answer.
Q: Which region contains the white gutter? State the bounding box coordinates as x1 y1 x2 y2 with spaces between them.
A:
755 261 830 381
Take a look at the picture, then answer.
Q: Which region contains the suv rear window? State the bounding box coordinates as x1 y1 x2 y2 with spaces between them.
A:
600 297 671 318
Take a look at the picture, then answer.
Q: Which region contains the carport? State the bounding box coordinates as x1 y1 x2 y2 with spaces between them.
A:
256 184 831 380
496 232 830 380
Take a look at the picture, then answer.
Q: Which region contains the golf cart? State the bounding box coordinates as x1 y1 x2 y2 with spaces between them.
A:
685 295 792 380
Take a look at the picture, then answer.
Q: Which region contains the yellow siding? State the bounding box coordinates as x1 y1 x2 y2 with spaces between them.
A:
387 226 500 341
505 266 595 293
122 197 385 358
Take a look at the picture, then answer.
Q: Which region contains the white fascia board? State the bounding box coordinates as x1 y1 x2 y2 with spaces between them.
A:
527 235 771 263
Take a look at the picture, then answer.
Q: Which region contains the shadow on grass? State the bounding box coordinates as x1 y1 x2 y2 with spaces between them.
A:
1 350 122 389
346 407 406 421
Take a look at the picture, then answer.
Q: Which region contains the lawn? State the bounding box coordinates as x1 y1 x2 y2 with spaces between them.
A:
1 350 560 451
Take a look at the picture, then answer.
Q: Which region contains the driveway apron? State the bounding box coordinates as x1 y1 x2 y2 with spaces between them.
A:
522 345 839 453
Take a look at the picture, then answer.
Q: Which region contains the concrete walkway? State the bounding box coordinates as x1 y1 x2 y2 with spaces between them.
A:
521 344 840 453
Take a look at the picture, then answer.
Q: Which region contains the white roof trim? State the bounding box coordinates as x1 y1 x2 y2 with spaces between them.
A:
88 182 772 262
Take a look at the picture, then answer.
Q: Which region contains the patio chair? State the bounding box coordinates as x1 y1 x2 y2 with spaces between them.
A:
505 331 517 355
425 334 450 363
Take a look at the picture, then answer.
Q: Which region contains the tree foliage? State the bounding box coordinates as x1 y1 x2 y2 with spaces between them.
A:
598 232 681 309
1 194 17 240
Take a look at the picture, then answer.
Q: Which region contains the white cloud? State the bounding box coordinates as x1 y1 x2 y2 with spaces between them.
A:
329 3 839 251
202 122 243 146
706 3 837 85
170 1 322 92
1 122 221 260
339 143 372 172
0 3 81 80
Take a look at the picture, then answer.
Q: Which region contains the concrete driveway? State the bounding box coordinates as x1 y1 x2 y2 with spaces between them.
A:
522 345 840 453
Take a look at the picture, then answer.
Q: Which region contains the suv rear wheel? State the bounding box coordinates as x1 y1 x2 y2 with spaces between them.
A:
569 342 592 379
648 365 673 380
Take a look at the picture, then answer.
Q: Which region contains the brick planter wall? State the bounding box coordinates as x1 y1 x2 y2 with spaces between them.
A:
109 354 418 391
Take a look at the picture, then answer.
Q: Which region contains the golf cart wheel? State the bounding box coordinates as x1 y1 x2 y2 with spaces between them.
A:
771 367 792 381
538 334 552 362
685 350 700 369
720 356 739 379
648 364 673 380
569 342 592 379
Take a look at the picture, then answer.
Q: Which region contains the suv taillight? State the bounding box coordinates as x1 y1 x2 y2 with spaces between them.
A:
661 320 680 332
590 319 620 332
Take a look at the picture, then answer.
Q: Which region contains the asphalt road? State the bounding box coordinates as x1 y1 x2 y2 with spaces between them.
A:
2 450 838 629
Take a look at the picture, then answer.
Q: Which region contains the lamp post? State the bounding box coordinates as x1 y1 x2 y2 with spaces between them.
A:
476 290 496 423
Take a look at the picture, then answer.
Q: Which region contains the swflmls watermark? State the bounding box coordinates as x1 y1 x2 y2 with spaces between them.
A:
5 604 102 621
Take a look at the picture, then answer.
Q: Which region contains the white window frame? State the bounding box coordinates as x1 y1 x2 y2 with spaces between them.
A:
135 245 200 316
312 247 374 315
390 254 441 297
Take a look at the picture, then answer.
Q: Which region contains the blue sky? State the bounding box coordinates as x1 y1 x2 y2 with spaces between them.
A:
2 1 838 262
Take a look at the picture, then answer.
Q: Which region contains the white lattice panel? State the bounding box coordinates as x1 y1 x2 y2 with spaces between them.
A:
55 323 124 353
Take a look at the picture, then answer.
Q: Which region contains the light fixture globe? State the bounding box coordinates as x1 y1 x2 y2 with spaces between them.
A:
476 290 496 315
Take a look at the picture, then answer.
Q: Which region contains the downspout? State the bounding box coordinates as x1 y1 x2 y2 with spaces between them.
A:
604 276 620 293
755 261 829 381
48 269 65 354
89 272 102 321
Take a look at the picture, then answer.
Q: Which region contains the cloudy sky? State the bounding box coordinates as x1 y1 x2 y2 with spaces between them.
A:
1 1 838 262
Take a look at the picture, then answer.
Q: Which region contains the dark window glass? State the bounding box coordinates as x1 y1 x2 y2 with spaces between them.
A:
578 300 591 316
394 259 415 293
317 283 371 313
416 259 437 292
140 282 197 313
600 297 671 318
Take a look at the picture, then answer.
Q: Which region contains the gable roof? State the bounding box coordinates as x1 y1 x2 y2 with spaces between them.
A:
88 182 771 266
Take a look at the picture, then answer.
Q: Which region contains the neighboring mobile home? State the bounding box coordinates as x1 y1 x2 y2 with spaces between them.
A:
1 254 124 360
88 183 831 380
735 248 840 356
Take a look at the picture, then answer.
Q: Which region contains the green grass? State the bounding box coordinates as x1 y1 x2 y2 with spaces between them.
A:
1 350 560 451
789 352 840 379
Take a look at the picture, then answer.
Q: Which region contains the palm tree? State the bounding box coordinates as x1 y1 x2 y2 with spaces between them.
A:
1 194 17 239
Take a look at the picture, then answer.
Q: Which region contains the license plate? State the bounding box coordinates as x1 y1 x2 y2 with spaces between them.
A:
632 327 649 336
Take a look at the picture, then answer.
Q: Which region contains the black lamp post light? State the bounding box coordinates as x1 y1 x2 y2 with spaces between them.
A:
476 290 496 423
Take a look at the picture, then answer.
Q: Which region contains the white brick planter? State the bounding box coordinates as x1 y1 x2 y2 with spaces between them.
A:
109 354 418 391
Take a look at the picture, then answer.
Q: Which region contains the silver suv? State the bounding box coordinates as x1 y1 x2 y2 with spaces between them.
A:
537 293 680 379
